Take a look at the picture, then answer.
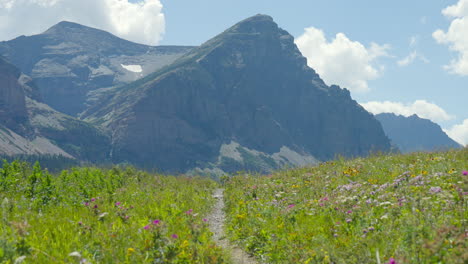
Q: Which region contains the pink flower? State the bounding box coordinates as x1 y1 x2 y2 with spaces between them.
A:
346 210 352 214
93 205 98 209
91 198 96 202
84 202 89 206
288 204 295 208
115 202 121 206
346 218 352 223
143 225 151 230
387 258 396 264
203 218 208 222
171 234 178 239
185 209 193 215
463 171 468 176
152 219 161 225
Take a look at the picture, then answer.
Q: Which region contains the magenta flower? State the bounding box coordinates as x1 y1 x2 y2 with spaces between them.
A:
144 225 151 230
185 209 193 215
93 205 98 209
91 198 96 202
115 202 121 206
346 210 352 214
203 218 208 222
171 234 178 239
84 202 90 206
387 258 396 264
288 204 295 208
152 219 161 225
463 171 468 176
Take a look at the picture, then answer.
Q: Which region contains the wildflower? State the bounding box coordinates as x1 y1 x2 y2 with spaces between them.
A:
98 212 108 219
333 233 338 237
78 221 83 226
463 171 468 176
69 252 82 258
143 225 151 230
91 198 96 202
346 218 352 223
185 209 193 215
127 248 135 255
115 202 121 206
203 218 208 222
93 205 98 209
288 204 295 209
387 258 396 264
152 219 160 225
368 226 375 231
429 187 442 193
84 202 89 206
171 234 179 239
346 210 352 214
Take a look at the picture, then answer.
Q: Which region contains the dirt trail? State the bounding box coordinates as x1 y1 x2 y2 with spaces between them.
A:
207 188 258 264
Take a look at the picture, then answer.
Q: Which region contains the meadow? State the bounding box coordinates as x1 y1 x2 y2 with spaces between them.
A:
224 148 467 263
0 162 227 263
1 148 467 263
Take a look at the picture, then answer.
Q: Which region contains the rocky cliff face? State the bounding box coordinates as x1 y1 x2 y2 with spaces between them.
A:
0 56 110 161
85 15 392 173
0 21 193 116
375 113 462 153
0 57 29 135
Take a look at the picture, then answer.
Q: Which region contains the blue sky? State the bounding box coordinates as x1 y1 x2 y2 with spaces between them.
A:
1 0 467 145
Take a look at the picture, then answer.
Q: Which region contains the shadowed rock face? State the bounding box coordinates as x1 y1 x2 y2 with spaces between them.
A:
86 14 392 172
0 56 110 161
0 57 28 135
0 21 193 116
376 113 462 153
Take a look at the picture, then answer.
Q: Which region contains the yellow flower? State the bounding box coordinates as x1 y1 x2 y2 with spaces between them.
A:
127 248 135 255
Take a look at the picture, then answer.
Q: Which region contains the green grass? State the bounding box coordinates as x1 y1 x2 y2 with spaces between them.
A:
1 149 467 263
224 149 467 263
0 161 228 263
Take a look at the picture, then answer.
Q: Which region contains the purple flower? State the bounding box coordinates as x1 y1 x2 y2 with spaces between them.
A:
91 198 96 202
152 219 161 225
203 218 208 222
429 187 442 193
171 234 178 239
346 210 352 214
144 225 151 230
93 205 98 209
78 221 83 225
463 171 468 176
368 226 375 231
115 202 121 206
185 209 193 215
387 258 396 264
84 202 90 206
288 204 295 208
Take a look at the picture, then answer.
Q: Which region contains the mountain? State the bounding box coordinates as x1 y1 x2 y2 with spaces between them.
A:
0 56 109 161
375 113 462 153
84 14 392 173
0 21 194 116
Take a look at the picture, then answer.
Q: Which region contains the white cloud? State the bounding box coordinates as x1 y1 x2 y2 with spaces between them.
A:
397 51 429 66
433 0 468 75
409 36 418 47
361 100 455 123
444 119 468 146
295 27 390 93
0 0 165 45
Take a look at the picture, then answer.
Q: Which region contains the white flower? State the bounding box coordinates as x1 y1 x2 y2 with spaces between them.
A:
69 252 82 258
14 256 26 264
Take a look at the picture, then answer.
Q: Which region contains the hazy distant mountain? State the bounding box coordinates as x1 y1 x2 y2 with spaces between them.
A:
84 14 391 173
0 21 193 116
0 56 109 161
375 113 462 153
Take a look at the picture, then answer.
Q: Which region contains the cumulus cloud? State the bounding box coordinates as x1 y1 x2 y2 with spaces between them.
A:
361 100 455 123
397 51 429 66
444 119 468 146
295 27 390 93
433 0 468 75
0 0 165 45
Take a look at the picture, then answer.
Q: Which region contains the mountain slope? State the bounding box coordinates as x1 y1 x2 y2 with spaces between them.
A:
85 14 391 173
0 56 109 161
0 21 193 116
375 113 462 153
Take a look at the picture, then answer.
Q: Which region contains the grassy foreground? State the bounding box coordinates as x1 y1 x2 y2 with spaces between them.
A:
224 149 467 263
0 163 227 263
